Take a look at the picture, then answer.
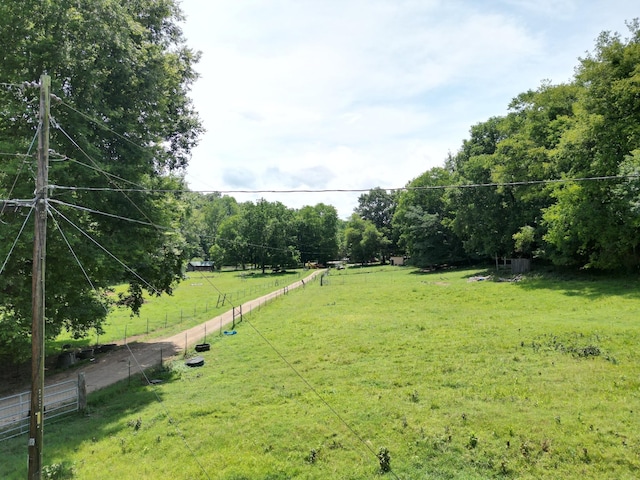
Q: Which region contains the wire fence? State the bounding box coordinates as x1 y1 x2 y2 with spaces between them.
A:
96 273 306 344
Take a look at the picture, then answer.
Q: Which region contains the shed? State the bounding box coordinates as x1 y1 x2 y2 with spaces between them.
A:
187 261 215 272
390 256 405 266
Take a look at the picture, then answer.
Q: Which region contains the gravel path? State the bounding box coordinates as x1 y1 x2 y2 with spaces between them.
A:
14 270 324 395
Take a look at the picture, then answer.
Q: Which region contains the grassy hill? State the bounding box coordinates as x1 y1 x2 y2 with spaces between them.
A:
2 266 640 479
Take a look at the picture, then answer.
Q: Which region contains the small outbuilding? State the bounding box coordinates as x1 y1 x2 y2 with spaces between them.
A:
186 261 215 272
389 256 406 266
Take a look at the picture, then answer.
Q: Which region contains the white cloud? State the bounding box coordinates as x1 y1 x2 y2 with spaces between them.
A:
180 0 638 217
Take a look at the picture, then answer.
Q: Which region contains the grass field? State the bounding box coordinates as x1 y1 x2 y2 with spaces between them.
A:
3 266 640 479
51 269 303 350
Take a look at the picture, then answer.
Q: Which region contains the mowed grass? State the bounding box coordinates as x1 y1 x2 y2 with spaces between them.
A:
3 266 640 479
52 269 302 349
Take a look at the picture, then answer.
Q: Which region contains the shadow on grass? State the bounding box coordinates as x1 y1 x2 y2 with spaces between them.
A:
0 346 194 479
410 263 640 300
74 350 205 443
515 270 640 299
235 269 302 279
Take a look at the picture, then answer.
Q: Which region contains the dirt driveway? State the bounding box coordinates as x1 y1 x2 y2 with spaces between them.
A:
2 270 324 396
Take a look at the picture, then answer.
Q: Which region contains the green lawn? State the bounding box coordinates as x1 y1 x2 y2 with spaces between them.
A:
51 269 303 350
3 266 640 479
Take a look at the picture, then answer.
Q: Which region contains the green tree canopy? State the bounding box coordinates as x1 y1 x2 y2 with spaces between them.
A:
393 168 465 267
295 203 339 266
0 0 202 357
344 214 386 265
354 187 397 263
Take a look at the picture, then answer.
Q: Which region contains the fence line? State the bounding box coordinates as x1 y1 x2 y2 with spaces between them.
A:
190 269 322 344
0 272 320 442
102 272 309 344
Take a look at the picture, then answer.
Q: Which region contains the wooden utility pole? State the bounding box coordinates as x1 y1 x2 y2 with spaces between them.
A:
28 73 50 480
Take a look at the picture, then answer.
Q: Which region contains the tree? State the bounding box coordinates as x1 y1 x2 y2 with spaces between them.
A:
208 244 225 270
0 0 202 355
216 199 300 273
295 203 339 265
542 21 640 269
344 214 385 265
216 214 249 269
181 192 239 260
355 187 397 263
393 167 465 267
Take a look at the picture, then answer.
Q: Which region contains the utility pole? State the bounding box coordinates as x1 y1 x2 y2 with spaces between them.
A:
28 73 50 480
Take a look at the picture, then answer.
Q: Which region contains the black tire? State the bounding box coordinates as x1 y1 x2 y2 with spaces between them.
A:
185 356 205 368
77 348 94 360
95 343 117 354
195 343 210 352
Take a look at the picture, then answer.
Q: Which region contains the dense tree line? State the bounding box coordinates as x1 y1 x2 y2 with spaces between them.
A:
388 21 640 271
184 22 640 272
184 195 340 273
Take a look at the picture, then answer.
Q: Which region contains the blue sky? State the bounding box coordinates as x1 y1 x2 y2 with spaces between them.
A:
179 0 638 218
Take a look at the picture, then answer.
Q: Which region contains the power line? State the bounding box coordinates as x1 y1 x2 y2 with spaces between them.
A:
0 205 34 276
49 199 169 229
47 148 150 190
48 204 162 296
49 172 640 196
123 342 213 479
0 81 40 90
0 130 39 217
240 288 401 480
55 98 148 151
0 152 34 158
48 191 212 479
48 209 108 315
51 117 162 229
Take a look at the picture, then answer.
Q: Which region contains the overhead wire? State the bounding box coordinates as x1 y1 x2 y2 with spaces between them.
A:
48 206 108 315
180 268 399 477
48 172 640 196
123 341 213 480
0 81 40 90
0 129 39 217
0 152 34 158
48 194 212 478
240 305 401 479
48 150 152 190
48 204 162 296
0 205 34 276
46 97 640 197
49 194 212 479
38 85 640 478
49 199 169 229
56 97 148 151
8 82 396 477
41 117 214 476
50 116 161 229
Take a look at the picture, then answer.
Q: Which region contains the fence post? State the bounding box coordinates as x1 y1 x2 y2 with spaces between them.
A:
78 373 87 412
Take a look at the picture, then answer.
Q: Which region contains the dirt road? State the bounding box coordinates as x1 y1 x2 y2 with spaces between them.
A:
11 270 324 395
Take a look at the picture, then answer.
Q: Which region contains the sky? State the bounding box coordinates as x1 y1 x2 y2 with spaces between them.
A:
179 0 638 219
